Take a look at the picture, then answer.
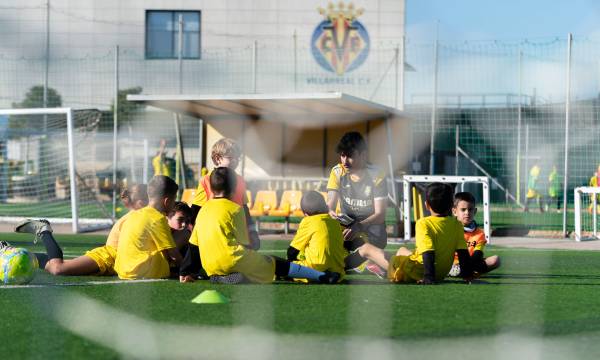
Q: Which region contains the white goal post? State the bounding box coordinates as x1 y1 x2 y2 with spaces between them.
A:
0 107 113 233
402 175 491 244
574 186 600 241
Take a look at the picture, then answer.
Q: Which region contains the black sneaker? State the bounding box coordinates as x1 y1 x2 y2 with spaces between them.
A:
210 272 246 284
318 271 341 284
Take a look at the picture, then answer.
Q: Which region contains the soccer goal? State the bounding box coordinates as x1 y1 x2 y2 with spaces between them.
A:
0 107 113 233
402 175 491 244
573 186 600 241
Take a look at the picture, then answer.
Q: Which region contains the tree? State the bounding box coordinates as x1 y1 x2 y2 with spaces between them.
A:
110 86 145 127
10 85 63 130
13 85 62 109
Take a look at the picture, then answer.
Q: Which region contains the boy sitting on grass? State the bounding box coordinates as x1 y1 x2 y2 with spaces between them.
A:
113 175 182 279
449 192 500 277
355 183 473 284
14 184 148 276
191 137 259 250
180 167 340 284
286 191 347 282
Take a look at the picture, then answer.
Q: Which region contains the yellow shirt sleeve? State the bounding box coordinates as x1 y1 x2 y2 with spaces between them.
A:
290 218 312 251
151 217 176 251
326 166 340 191
189 224 200 246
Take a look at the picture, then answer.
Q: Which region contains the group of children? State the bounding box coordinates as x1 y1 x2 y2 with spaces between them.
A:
14 132 500 285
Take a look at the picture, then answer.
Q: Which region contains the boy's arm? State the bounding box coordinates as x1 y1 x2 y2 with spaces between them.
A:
327 191 339 218
420 250 436 284
358 197 386 225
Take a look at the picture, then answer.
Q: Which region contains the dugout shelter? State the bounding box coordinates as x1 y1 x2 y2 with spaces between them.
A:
126 92 411 211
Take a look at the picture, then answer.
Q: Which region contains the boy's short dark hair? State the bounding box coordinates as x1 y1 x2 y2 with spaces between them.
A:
300 191 329 216
147 175 178 200
336 131 367 156
454 192 476 207
168 201 193 219
425 182 454 215
210 167 237 197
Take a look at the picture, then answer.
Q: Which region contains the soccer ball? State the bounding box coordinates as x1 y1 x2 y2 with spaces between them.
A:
0 247 38 285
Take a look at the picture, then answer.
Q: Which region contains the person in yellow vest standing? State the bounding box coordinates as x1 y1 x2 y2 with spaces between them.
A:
524 164 544 213
546 165 562 213
152 139 173 178
588 165 600 213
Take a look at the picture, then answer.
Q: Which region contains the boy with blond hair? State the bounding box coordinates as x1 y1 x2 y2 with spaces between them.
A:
113 175 182 279
191 138 259 249
287 191 347 281
180 167 340 284
450 192 500 276
356 183 473 284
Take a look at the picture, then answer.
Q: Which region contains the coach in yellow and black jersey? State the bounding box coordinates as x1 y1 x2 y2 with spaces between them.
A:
326 132 388 270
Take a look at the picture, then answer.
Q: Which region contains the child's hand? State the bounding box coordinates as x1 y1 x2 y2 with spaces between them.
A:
180 275 195 283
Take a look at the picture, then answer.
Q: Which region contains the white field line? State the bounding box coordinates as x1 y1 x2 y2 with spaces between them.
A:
0 279 167 289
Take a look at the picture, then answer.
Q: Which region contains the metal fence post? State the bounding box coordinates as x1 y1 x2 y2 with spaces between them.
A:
429 38 439 175
112 45 119 220
562 33 573 237
516 50 523 204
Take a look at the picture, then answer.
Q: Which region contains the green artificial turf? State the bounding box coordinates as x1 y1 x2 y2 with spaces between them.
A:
2 233 600 359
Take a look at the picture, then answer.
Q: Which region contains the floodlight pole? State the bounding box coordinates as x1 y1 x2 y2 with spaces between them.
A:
174 14 187 190
562 33 573 238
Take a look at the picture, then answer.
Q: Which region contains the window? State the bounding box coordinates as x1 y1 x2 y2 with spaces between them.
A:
145 10 201 59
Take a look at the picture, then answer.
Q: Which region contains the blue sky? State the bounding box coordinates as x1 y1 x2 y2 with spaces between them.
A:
406 0 600 42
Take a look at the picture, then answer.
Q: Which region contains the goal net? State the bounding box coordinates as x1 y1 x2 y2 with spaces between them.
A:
0 107 113 233
402 175 491 244
574 186 600 241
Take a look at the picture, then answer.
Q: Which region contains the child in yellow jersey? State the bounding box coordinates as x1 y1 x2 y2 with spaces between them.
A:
190 138 259 249
113 175 182 279
355 183 474 284
286 191 347 281
450 192 500 276
179 167 340 284
14 184 148 276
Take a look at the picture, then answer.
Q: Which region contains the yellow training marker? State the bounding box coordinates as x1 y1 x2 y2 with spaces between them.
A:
191 290 230 304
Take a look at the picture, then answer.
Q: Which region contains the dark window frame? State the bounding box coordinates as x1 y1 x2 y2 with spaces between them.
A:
145 10 202 60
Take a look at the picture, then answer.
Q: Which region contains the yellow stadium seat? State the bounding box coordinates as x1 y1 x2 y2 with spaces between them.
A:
180 188 196 206
249 190 277 217
269 190 303 217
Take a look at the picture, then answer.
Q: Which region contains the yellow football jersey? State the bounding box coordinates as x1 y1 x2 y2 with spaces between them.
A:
114 206 176 279
290 213 347 276
410 216 467 281
190 198 274 283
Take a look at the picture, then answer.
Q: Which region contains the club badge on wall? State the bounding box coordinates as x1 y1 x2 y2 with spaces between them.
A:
311 2 370 76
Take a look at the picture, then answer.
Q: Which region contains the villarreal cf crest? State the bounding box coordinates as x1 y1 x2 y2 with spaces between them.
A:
311 2 370 76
